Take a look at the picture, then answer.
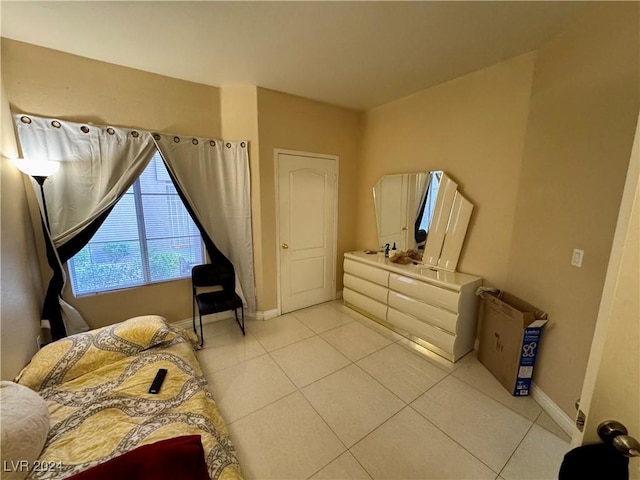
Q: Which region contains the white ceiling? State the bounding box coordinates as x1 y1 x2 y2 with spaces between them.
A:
1 1 593 111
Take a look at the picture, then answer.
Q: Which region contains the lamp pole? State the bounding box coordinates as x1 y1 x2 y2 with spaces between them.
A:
33 175 51 231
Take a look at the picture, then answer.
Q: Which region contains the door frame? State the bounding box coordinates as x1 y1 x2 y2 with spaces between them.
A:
572 114 640 450
274 148 339 315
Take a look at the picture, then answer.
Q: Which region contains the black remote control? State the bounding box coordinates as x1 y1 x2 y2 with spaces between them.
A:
149 368 167 394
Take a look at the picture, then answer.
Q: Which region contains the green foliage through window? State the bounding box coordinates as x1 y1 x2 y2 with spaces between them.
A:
68 153 203 295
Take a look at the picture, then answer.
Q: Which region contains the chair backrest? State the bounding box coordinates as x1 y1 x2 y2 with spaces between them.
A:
192 263 235 293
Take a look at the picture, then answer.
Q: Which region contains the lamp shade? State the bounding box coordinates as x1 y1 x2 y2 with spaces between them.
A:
13 158 60 177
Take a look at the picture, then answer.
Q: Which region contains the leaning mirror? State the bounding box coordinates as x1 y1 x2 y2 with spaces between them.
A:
373 171 442 252
373 171 473 272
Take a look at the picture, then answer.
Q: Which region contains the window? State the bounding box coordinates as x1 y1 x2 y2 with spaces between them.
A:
418 173 441 233
69 152 204 295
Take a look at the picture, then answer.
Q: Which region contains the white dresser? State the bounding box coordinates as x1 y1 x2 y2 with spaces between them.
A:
343 251 482 362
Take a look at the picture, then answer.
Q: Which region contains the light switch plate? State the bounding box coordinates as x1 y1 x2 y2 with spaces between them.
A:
571 248 584 268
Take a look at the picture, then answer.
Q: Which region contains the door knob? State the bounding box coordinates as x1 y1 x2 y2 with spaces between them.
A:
598 420 640 457
281 243 289 249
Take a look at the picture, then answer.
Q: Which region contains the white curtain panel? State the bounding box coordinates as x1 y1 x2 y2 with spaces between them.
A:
414 172 431 228
154 135 256 314
15 115 157 246
15 115 157 335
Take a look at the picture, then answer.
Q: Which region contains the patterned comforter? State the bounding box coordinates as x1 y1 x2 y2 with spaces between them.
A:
15 316 242 480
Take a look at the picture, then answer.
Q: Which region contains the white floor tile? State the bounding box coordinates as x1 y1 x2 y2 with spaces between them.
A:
355 315 405 342
301 364 404 447
292 303 355 334
328 300 364 318
228 392 345 480
270 336 351 388
411 376 532 472
357 343 448 403
200 315 245 339
535 411 571 442
197 330 266 374
351 407 497 479
452 351 542 421
501 424 570 480
320 321 393 361
246 314 315 352
310 451 372 480
206 354 296 423
198 303 570 480
396 337 460 372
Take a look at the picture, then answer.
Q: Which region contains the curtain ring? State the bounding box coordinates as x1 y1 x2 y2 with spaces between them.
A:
240 142 246 148
106 127 115 135
209 140 216 147
51 120 62 128
20 116 32 124
173 136 180 143
81 126 90 133
153 133 161 140
226 142 231 148
131 131 139 138
192 138 199 145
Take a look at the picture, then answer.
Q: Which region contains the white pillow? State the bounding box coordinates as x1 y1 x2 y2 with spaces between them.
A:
0 381 50 480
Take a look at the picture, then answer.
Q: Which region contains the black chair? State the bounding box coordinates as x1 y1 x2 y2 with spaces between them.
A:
192 263 245 347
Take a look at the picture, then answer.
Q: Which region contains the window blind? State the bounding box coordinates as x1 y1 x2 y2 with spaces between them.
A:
69 152 203 295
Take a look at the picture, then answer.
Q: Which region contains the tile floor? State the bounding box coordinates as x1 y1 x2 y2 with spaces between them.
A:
197 300 571 480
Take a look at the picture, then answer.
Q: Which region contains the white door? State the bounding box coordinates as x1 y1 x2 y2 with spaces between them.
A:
573 115 639 478
277 151 337 314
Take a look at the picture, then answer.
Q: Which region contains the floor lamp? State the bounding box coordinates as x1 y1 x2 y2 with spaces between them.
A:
13 158 60 346
13 158 60 231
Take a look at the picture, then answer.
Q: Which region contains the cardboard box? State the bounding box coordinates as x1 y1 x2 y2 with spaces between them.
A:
477 291 547 396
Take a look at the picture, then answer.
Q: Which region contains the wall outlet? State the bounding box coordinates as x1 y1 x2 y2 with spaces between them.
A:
571 248 584 268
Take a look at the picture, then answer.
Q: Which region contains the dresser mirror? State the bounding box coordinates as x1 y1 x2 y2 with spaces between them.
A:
373 171 473 272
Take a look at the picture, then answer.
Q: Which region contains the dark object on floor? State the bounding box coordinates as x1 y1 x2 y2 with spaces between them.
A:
192 263 245 346
559 442 629 480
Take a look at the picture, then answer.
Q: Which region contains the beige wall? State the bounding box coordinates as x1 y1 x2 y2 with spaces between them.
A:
356 3 639 418
1 39 223 328
505 3 640 416
256 88 361 312
219 86 264 312
0 41 362 323
358 53 536 287
1 75 43 379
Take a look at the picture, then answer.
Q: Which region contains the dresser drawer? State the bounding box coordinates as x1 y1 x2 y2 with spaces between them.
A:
343 288 387 321
344 259 389 287
387 307 455 355
344 273 388 303
388 291 458 335
389 273 459 312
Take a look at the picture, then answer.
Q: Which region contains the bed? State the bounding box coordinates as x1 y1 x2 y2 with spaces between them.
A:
6 315 242 480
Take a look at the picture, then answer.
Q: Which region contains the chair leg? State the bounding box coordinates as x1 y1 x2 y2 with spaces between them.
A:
234 307 245 335
198 311 204 348
192 297 197 337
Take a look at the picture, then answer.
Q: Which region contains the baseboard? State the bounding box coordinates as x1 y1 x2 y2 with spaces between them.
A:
172 307 280 330
531 382 576 437
254 308 280 320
